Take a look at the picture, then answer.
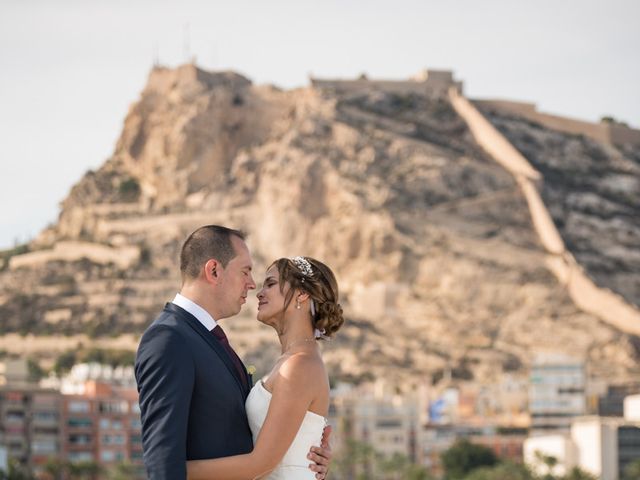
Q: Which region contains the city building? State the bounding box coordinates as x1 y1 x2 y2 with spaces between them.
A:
0 444 7 474
623 394 640 421
0 358 30 387
329 379 527 477
0 363 144 479
529 353 586 433
524 398 640 480
571 416 640 480
0 386 62 476
62 380 143 477
598 383 640 417
329 381 423 478
40 362 137 395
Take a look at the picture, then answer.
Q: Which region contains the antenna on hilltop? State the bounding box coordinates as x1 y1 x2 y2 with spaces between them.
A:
210 42 218 69
183 23 191 64
153 42 160 67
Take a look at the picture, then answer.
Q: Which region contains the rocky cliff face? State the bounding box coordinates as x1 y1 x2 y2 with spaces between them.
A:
1 64 639 387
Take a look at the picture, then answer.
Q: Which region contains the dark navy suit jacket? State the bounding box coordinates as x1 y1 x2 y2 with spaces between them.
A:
135 303 253 480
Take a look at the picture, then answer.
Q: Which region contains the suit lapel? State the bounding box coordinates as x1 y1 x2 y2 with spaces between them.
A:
164 303 249 397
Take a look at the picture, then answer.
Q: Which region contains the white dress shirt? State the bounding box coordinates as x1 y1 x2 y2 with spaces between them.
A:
172 293 217 331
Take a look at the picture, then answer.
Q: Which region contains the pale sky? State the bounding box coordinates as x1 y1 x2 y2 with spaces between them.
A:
1 0 638 249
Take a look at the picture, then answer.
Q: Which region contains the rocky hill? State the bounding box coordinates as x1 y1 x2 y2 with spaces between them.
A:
1 64 639 388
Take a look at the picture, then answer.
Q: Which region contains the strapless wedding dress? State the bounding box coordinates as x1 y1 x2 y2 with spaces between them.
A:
245 380 326 480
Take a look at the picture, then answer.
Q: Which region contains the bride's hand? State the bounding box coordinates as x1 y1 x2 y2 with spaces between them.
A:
308 425 332 479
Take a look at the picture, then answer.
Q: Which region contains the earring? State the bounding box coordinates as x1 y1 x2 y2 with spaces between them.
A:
295 300 301 310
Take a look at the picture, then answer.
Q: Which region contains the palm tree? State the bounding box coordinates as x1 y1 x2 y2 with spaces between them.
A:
533 450 559 480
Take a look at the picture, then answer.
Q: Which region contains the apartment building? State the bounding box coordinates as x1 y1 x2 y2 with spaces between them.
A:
61 381 143 477
0 386 62 476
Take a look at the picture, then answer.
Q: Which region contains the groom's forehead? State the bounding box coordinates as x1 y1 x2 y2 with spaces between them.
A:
231 237 251 258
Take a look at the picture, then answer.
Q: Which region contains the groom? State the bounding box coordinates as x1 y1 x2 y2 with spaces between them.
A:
135 225 332 479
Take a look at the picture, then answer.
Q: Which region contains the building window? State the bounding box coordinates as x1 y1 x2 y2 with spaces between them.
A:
31 440 58 454
69 434 92 446
102 434 126 445
99 401 128 414
68 417 92 428
101 450 116 462
33 411 58 422
131 451 143 461
68 401 90 413
5 412 25 422
68 451 94 462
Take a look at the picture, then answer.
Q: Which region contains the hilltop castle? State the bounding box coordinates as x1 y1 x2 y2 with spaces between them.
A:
311 69 640 148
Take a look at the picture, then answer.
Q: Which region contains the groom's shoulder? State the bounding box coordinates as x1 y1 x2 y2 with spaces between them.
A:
136 305 193 364
147 303 192 329
139 303 192 343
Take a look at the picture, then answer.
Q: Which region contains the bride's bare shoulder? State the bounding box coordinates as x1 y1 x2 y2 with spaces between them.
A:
274 351 326 390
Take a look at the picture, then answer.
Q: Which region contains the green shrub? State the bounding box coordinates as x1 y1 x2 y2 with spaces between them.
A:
118 177 141 201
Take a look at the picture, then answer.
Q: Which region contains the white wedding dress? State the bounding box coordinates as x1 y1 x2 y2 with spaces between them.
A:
246 380 326 479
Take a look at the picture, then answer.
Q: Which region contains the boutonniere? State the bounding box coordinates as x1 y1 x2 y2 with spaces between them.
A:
246 365 257 376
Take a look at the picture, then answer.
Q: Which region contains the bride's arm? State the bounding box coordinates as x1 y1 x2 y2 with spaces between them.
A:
187 353 322 480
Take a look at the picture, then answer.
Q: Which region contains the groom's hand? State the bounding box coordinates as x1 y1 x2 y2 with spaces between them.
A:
308 425 332 479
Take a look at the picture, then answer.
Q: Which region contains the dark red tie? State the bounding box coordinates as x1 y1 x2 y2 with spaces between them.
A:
211 325 247 388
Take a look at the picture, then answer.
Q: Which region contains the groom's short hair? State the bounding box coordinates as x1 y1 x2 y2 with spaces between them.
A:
180 225 246 280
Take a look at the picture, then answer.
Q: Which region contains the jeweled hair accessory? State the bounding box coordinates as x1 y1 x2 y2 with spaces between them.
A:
314 328 329 340
291 256 314 277
291 256 319 322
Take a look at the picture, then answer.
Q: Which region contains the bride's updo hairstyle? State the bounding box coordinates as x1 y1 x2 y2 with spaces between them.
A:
269 256 344 339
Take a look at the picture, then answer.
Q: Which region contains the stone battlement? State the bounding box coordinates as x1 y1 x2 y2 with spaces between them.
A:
474 99 640 148
310 68 463 97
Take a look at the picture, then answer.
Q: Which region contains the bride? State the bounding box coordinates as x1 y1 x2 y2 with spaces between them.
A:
187 256 344 480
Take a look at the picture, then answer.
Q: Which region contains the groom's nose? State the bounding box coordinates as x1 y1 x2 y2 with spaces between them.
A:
247 274 256 290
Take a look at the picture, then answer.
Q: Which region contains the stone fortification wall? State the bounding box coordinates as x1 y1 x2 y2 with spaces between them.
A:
311 70 462 97
451 89 640 336
474 99 640 147
312 78 427 95
610 123 640 145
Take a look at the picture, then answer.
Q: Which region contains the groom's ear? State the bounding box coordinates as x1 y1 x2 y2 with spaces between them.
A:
203 259 221 283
